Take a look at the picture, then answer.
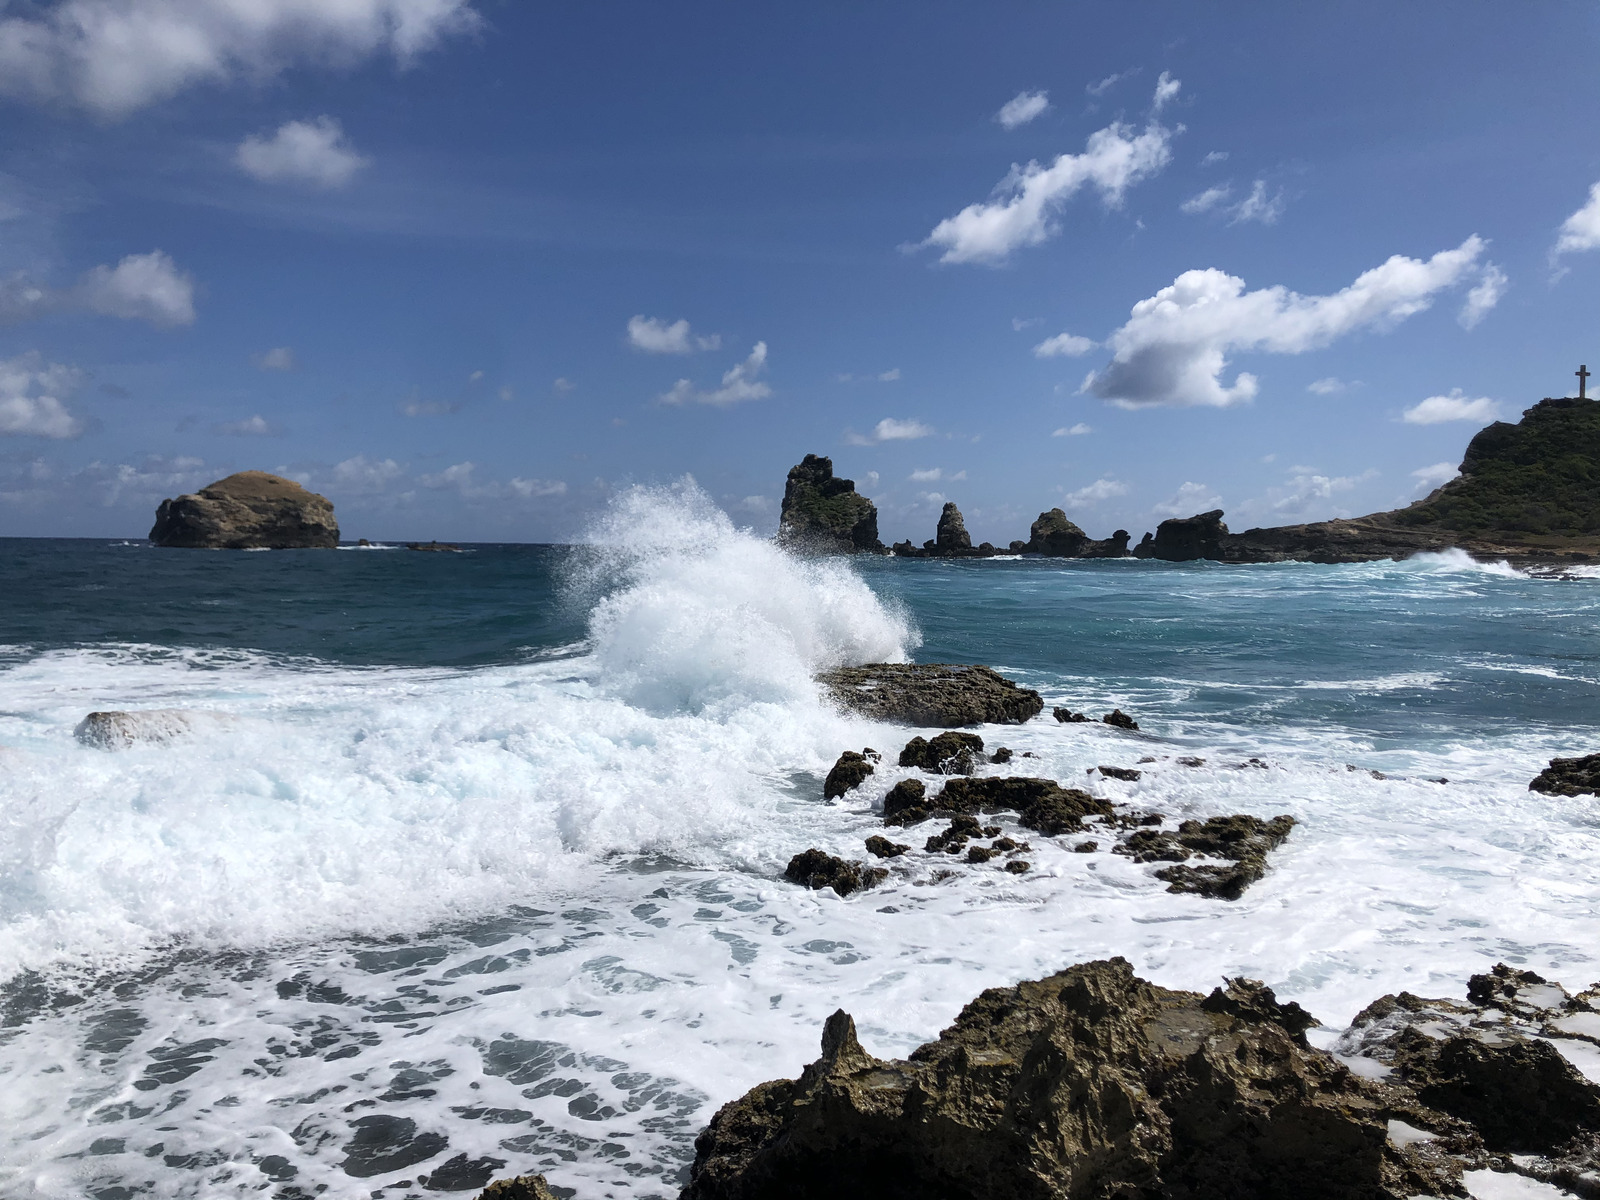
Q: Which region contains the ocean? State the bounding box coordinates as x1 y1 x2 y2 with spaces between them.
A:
2 481 1598 1199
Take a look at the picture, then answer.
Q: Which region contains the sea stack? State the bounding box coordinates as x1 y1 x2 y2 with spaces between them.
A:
934 502 971 551
149 471 339 549
777 454 884 554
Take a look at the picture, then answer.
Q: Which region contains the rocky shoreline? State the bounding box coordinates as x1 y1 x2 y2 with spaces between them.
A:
778 396 1600 565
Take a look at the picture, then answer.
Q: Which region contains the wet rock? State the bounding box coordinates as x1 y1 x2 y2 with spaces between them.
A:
1072 841 1097 853
1339 963 1600 1159
777 454 884 555
863 835 908 859
150 471 338 549
1003 859 1030 873
880 779 928 825
822 749 878 799
1529 752 1600 796
407 540 461 552
474 1175 563 1200
935 502 971 551
966 846 998 863
897 731 983 774
681 957 1476 1200
818 663 1044 726
1132 508 1230 562
1097 765 1143 782
1103 709 1140 730
989 747 1012 764
74 709 218 749
1177 756 1207 767
1115 814 1296 900
924 814 982 854
784 849 886 897
1201 976 1318 1047
1052 706 1090 723
925 776 1114 835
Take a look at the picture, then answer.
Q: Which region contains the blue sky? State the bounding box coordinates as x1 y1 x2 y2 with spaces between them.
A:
3 1 1600 543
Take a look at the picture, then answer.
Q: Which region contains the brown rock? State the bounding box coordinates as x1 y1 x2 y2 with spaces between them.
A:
149 471 338 549
897 731 983 774
823 749 877 799
475 1176 562 1200
783 849 886 897
1529 752 1600 796
818 663 1044 727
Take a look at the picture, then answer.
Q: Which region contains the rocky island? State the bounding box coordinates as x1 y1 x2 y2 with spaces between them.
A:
149 471 339 549
776 454 884 554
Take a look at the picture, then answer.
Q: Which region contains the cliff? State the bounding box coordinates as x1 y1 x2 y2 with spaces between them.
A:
777 455 884 554
150 471 339 549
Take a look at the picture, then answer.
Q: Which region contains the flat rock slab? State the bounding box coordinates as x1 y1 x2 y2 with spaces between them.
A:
817 663 1043 727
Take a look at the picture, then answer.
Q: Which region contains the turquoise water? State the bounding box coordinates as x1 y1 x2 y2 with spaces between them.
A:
0 494 1597 1198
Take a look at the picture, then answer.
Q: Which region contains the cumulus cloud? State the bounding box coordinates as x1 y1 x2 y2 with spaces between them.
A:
1033 331 1097 358
0 250 195 327
237 117 369 188
1554 181 1600 259
845 417 933 445
254 346 295 371
1086 236 1488 408
996 90 1049 129
627 315 720 354
919 107 1177 264
1063 477 1128 509
1402 389 1500 425
1052 422 1092 436
1151 71 1181 113
1155 481 1222 516
1307 377 1345 395
1412 462 1460 492
0 352 84 438
659 342 769 406
0 0 480 116
1458 264 1506 329
213 414 276 436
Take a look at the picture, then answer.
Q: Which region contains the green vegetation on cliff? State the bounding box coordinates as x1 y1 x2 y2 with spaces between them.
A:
1394 398 1600 537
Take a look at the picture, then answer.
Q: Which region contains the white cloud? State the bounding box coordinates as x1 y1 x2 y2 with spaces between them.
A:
1259 466 1376 517
1086 71 1127 97
0 353 86 438
1555 181 1600 259
553 377 574 393
254 346 295 371
1086 235 1488 408
1063 477 1128 509
627 315 719 354
1011 316 1042 331
237 117 369 188
1307 377 1345 395
918 110 1176 264
468 369 483 382
1180 184 1230 214
1033 331 1097 358
1151 71 1181 113
508 477 566 498
1412 462 1459 492
867 417 932 443
1201 150 1229 166
908 467 966 482
1458 264 1506 329
1402 389 1500 425
77 250 196 326
94 455 207 505
213 414 274 436
1052 422 1092 437
877 368 901 382
332 455 403 493
996 90 1049 129
0 0 479 116
1155 481 1222 516
659 342 770 406
1229 179 1283 225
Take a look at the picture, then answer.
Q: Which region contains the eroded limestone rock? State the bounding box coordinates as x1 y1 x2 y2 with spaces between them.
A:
818 663 1044 727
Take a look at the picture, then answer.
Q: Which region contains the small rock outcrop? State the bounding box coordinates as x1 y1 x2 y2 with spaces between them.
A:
783 849 886 896
74 709 213 749
150 471 338 549
817 663 1044 727
681 958 1492 1200
474 1175 562 1200
935 502 971 551
1103 708 1139 730
897 731 983 774
1114 814 1297 900
822 749 878 799
1025 508 1131 558
777 455 884 554
1529 752 1600 796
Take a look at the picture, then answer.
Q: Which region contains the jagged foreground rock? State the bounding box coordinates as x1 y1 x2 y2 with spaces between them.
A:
676 958 1600 1200
150 470 339 549
817 663 1044 726
1529 752 1600 796
777 454 884 554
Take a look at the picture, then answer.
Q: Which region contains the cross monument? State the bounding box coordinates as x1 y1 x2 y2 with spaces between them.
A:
1579 364 1590 400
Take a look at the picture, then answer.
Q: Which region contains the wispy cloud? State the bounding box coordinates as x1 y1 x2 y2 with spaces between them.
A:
1052 423 1092 437
1150 70 1181 113
254 347 295 371
1033 332 1097 358
1307 377 1345 395
1402 389 1499 425
213 415 278 436
1412 462 1459 492
659 342 770 406
1554 180 1600 264
237 117 369 188
908 467 966 482
1154 481 1221 515
1458 264 1507 329
845 417 933 445
627 315 720 354
996 90 1050 129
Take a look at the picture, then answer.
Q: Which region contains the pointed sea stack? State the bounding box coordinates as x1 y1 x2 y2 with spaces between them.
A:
150 471 339 549
777 454 884 554
935 502 971 551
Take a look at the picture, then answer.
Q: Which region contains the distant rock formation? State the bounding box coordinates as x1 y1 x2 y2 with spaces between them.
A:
1135 397 1600 563
150 471 338 549
777 454 884 554
934 502 971 551
1026 507 1131 558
